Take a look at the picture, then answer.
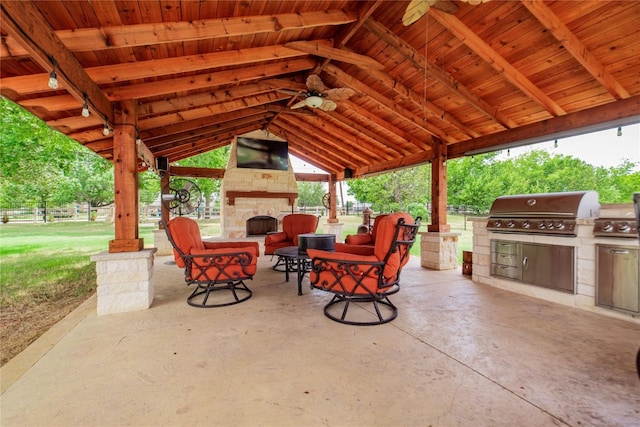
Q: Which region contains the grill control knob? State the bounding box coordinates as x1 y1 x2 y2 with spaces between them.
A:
602 222 613 232
555 221 565 230
507 220 516 228
522 220 531 229
537 222 546 229
617 222 631 233
492 220 502 228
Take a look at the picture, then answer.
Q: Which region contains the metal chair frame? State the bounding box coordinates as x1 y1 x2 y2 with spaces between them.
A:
164 221 254 308
311 217 420 325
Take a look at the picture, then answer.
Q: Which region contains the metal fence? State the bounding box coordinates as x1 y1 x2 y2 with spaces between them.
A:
0 203 222 224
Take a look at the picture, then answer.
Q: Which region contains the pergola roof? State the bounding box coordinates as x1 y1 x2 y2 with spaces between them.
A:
2 0 639 179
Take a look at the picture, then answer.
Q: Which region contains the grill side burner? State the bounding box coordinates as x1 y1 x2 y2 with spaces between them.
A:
487 191 600 237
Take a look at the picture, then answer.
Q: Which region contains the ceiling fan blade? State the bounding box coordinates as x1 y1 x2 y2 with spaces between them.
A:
291 100 308 109
276 88 304 97
402 0 437 26
306 74 325 93
181 180 193 192
460 0 491 5
432 0 458 14
317 100 337 112
325 87 355 101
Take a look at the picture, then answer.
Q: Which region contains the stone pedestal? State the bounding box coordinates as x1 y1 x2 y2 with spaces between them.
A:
420 232 460 270
153 229 173 256
90 248 157 315
322 222 344 243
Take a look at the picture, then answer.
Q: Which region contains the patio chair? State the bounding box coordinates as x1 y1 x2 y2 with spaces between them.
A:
343 213 389 247
264 213 319 270
164 217 259 307
308 212 421 325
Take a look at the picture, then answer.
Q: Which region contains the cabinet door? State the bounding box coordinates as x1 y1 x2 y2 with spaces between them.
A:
521 244 574 292
597 245 639 313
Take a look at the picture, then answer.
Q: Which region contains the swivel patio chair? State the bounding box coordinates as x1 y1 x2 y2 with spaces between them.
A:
308 212 420 325
343 213 389 247
164 217 259 307
264 213 319 270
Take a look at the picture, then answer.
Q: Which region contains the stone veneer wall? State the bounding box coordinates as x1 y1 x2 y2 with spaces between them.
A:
220 138 298 238
470 203 639 324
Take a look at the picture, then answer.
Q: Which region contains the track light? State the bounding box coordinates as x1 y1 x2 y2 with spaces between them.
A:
103 123 110 136
48 69 58 90
617 126 622 137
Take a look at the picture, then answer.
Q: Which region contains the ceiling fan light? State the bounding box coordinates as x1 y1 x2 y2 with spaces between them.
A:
305 95 323 108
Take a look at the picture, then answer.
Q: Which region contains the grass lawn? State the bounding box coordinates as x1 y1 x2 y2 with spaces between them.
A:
0 214 475 366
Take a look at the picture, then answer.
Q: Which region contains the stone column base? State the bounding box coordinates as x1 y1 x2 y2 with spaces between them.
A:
90 248 157 315
420 232 460 270
153 229 173 256
322 222 344 243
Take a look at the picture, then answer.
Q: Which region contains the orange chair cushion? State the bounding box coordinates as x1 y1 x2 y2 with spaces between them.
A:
345 233 374 245
189 247 258 279
334 243 375 256
166 217 206 268
344 214 388 245
373 212 415 279
307 249 380 295
264 214 319 255
282 214 319 244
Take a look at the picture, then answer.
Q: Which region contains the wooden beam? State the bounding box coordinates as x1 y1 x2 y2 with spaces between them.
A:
168 166 225 179
521 0 630 100
1 10 357 58
324 64 451 142
2 52 314 97
285 41 384 70
430 8 566 117
226 191 298 206
364 18 518 130
447 95 640 159
0 1 112 122
295 173 330 182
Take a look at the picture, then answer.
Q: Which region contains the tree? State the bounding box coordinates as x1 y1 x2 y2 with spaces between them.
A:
297 181 325 207
1 97 80 206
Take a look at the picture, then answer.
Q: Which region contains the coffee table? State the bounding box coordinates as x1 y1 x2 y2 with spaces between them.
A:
273 246 312 295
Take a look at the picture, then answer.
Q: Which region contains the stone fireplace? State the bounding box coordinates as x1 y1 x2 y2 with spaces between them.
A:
220 133 298 238
246 215 278 236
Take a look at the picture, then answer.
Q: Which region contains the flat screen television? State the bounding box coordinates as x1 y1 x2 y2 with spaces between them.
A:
236 137 288 171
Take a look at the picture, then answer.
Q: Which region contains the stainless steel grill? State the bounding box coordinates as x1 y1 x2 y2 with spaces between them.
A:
593 211 638 239
487 191 600 237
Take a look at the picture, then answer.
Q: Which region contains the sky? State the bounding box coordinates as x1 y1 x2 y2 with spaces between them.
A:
290 124 640 173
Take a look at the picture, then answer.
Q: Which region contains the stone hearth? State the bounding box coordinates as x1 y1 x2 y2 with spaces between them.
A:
220 134 298 238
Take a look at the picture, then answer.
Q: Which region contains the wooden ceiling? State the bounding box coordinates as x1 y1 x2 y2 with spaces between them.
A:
2 0 639 179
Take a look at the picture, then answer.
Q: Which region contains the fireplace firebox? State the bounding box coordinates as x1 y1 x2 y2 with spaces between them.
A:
246 216 278 236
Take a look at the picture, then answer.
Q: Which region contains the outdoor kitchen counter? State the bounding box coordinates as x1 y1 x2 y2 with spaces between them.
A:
469 214 640 324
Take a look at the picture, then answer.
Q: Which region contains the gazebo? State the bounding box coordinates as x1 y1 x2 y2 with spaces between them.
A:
2 0 639 313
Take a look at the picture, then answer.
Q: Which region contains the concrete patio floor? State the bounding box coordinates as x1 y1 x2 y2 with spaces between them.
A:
1 253 639 426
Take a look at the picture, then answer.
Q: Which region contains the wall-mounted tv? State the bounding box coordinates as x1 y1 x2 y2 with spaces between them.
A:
236 137 288 171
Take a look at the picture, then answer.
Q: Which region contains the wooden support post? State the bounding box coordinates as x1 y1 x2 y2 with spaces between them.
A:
109 100 143 252
328 174 338 223
428 139 450 233
160 172 170 228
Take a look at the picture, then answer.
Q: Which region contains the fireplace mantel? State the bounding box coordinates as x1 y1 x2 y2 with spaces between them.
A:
226 191 298 206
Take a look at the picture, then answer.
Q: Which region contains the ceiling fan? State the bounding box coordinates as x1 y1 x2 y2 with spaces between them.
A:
403 0 491 26
278 75 355 112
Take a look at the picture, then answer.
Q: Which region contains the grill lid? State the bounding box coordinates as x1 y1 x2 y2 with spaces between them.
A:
488 191 600 219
